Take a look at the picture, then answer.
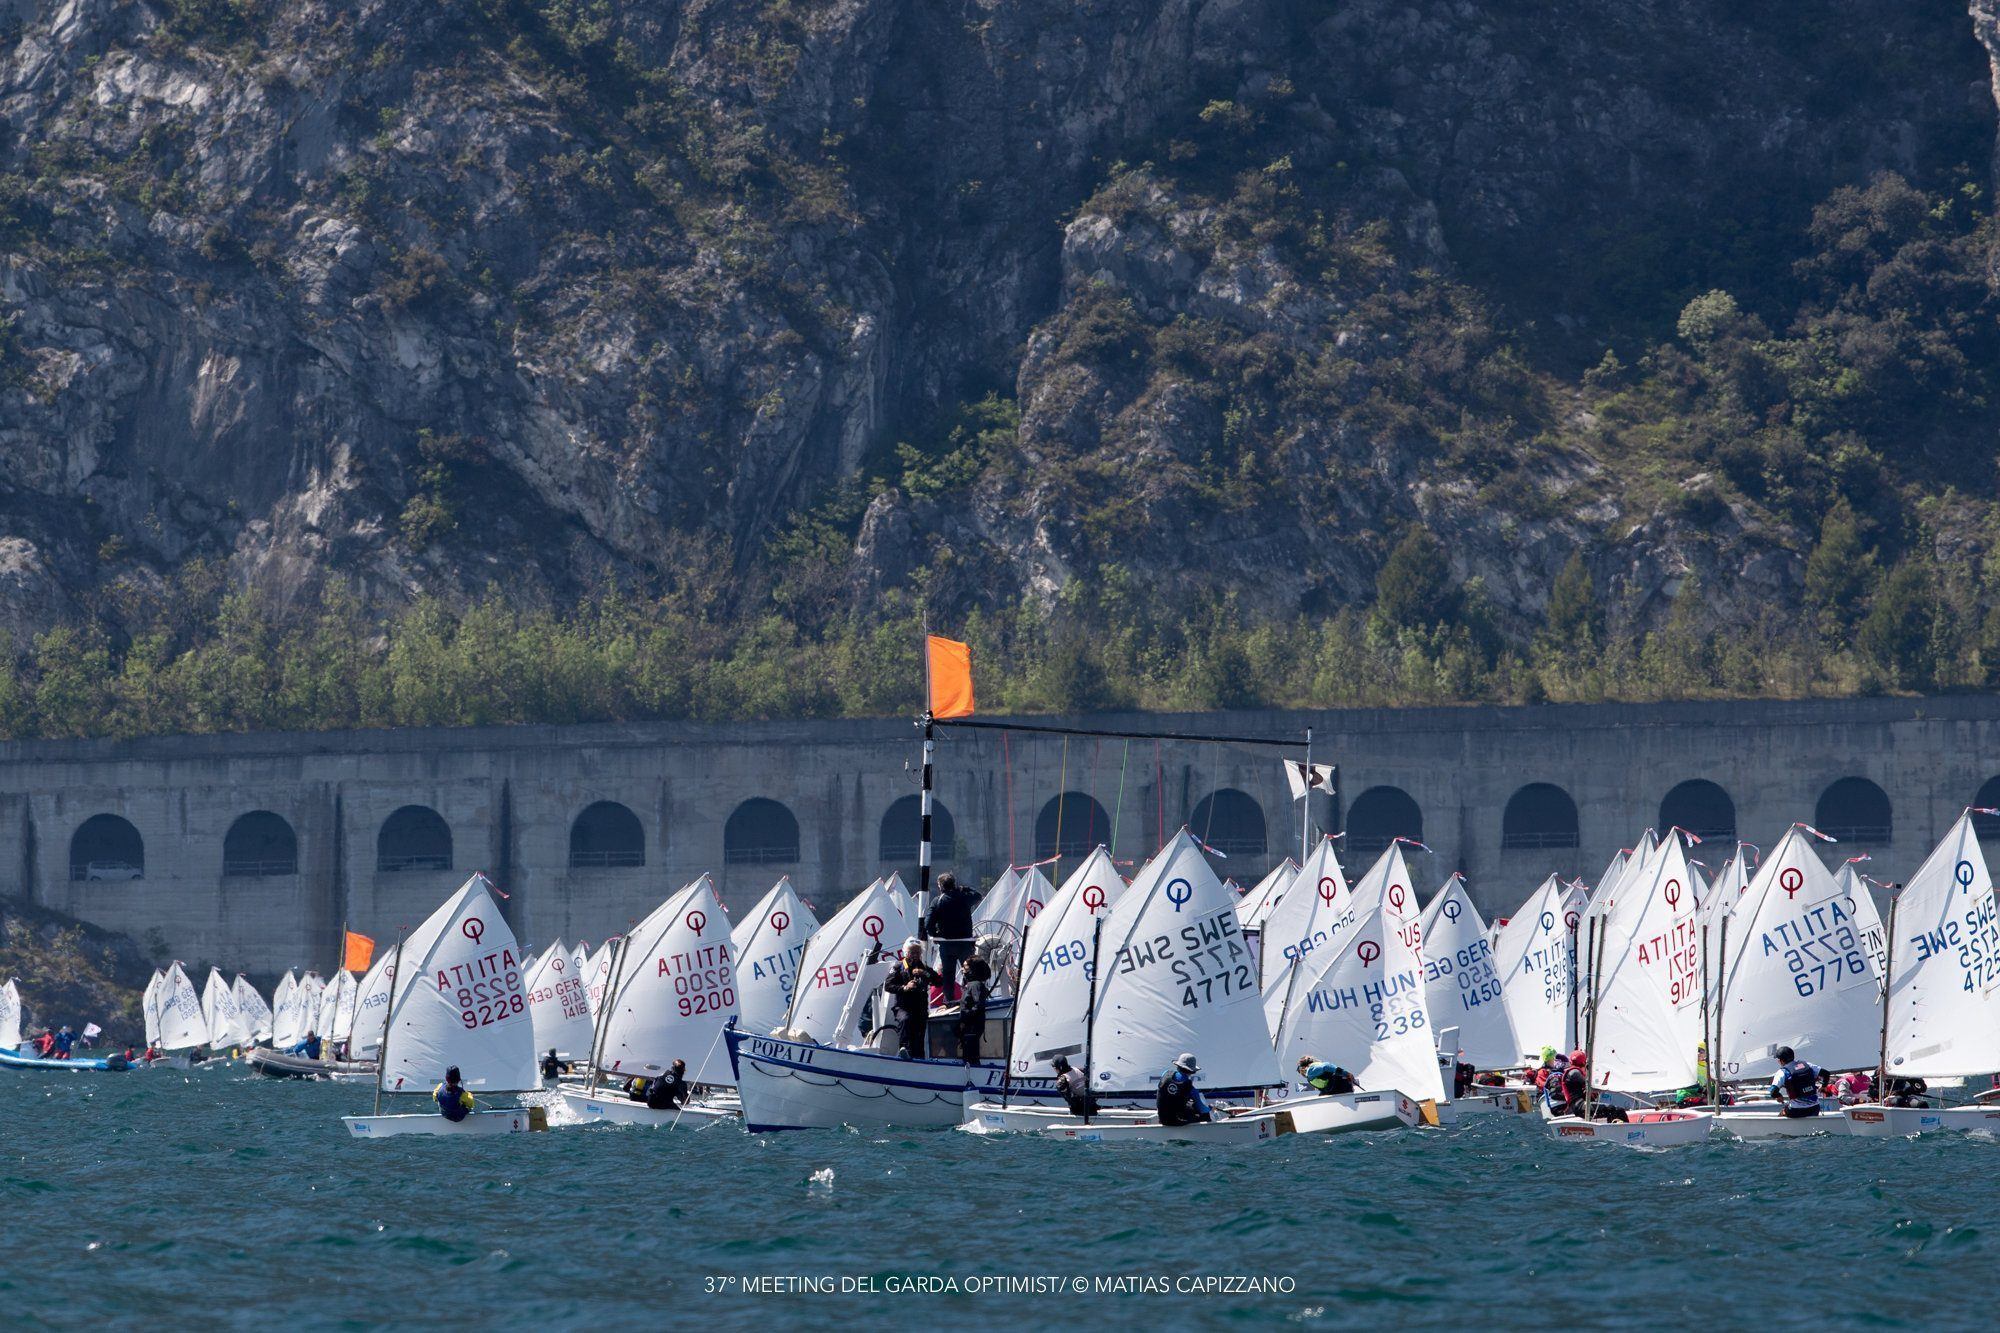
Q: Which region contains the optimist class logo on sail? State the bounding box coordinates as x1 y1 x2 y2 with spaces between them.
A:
442 916 524 1029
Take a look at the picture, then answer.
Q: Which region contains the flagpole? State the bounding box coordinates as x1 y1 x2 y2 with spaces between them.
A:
917 714 935 938
1300 727 1313 865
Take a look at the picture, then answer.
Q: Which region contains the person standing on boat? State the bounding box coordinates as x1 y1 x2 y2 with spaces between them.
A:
53 1026 74 1059
956 956 992 1064
1769 1047 1824 1118
1297 1056 1357 1095
434 1067 474 1122
33 1028 53 1057
1157 1053 1214 1126
540 1048 571 1080
924 874 982 1001
1051 1054 1097 1116
884 940 942 1059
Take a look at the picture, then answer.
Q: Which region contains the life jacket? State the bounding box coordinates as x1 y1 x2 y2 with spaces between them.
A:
434 1083 473 1122
1307 1064 1356 1094
1779 1060 1819 1103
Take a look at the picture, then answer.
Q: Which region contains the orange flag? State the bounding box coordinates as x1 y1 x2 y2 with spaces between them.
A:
926 634 975 719
343 931 376 973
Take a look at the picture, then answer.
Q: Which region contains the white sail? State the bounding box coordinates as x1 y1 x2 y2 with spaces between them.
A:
1235 860 1298 932
1420 876 1515 1068
158 963 209 1052
1587 834 1702 1092
1493 875 1575 1060
233 975 273 1043
1834 861 1889 977
0 979 19 1052
377 874 537 1093
1882 812 2000 1078
1273 894 1446 1102
330 969 359 1043
571 943 590 983
583 944 616 1019
520 936 593 1060
349 945 402 1058
201 967 244 1049
1258 836 1355 1034
1701 852 1751 927
972 867 1021 929
1085 831 1279 1094
142 970 164 1047
1715 827 1882 1081
296 973 326 1038
730 879 819 1037
786 878 912 1045
595 876 737 1084
1007 847 1130 1077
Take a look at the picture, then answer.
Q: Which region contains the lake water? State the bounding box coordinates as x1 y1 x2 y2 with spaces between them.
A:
1 1069 1991 1327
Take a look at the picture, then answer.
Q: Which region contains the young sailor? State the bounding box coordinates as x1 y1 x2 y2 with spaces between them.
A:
957 957 992 1064
539 1048 571 1080
644 1059 690 1110
435 1067 474 1122
1296 1055 1357 1095
1769 1046 1824 1118
1051 1054 1096 1116
1156 1052 1213 1126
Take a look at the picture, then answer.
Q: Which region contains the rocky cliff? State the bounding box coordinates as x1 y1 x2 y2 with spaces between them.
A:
0 0 1997 717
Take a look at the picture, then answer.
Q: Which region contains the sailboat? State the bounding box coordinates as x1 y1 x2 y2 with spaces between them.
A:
141 970 164 1054
1258 835 1354 1033
268 971 301 1048
1550 833 1713 1146
1263 851 1441 1133
1493 874 1576 1064
1708 827 1876 1137
1419 874 1516 1070
0 978 18 1053
343 874 546 1138
200 967 248 1058
0 979 128 1072
563 876 741 1125
971 864 1054 992
234 975 273 1046
1843 812 2000 1136
157 963 211 1062
1235 859 1298 937
963 831 1294 1143
523 937 594 1070
729 879 819 1037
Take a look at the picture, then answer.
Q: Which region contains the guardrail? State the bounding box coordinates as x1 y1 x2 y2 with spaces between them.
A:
569 850 644 869
723 843 799 865
377 853 452 873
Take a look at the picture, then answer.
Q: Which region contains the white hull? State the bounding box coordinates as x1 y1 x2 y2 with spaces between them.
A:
1711 1106 1847 1138
1452 1087 1536 1115
961 1101 1289 1144
1842 1103 2000 1136
559 1088 737 1126
1279 1090 1421 1134
343 1106 548 1138
727 1030 1073 1132
1545 1111 1713 1147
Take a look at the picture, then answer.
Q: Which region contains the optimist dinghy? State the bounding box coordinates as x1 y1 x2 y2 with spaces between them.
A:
1544 1108 1713 1146
962 831 1292 1144
559 876 742 1126
342 874 547 1138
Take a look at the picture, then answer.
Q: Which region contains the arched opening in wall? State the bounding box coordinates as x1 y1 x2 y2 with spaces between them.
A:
1344 787 1422 860
1502 784 1579 850
569 801 644 869
377 805 453 873
880 795 956 865
1974 776 2000 842
725 798 800 865
223 811 298 877
1816 777 1892 844
1189 789 1267 859
70 814 143 882
1036 792 1111 861
1659 779 1736 843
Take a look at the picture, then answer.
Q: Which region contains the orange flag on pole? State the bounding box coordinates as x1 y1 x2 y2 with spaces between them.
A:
926 634 975 719
343 931 376 973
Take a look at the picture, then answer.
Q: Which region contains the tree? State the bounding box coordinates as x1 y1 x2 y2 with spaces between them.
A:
1372 526 1459 633
1802 498 1876 636
1857 560 1937 690
1540 550 1600 654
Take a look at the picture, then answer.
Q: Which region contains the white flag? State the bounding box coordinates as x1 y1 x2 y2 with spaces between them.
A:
82 1022 102 1040
1284 761 1335 802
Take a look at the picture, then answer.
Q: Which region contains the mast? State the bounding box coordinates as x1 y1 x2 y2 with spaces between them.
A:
1582 916 1604 1120
1710 915 1729 1106
371 932 405 1117
917 715 936 938
1699 921 1711 1105
584 935 630 1096
1300 727 1313 866
1874 890 1898 1092
1081 917 1104 1125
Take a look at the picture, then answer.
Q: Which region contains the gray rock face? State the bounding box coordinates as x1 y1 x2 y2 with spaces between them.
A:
0 0 1991 646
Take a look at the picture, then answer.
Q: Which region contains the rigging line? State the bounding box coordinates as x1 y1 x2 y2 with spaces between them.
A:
930 716 1310 748
1054 735 1070 887
1200 736 1218 852
1154 739 1165 854
1111 739 1131 858
1090 736 1102 849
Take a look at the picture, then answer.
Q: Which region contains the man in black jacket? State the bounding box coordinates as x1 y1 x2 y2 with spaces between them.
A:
644 1059 690 1110
1157 1053 1213 1127
924 873 982 1000
884 942 943 1059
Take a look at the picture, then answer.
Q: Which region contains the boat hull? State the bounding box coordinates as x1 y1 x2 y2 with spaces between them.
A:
343 1106 548 1138
960 1102 1290 1144
1545 1110 1713 1147
1841 1103 2000 1136
1279 1089 1421 1134
726 1029 1066 1132
0 1049 125 1072
248 1048 377 1080
559 1088 737 1126
1711 1106 1848 1138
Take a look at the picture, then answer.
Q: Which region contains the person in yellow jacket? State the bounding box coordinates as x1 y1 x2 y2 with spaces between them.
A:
434 1066 474 1122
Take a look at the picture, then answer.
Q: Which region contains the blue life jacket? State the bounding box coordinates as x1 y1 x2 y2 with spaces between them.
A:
1774 1060 1821 1108
435 1083 473 1122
